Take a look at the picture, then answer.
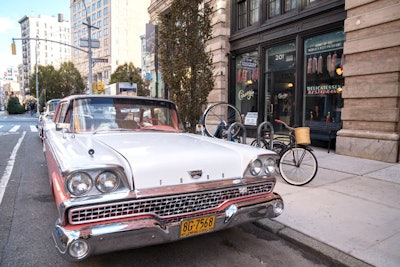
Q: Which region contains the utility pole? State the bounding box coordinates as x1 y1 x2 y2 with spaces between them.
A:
35 36 40 116
82 0 97 95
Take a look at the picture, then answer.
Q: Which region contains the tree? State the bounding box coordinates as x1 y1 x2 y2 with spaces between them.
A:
7 96 25 114
58 62 85 97
29 65 59 100
110 63 148 96
158 0 214 133
29 61 85 102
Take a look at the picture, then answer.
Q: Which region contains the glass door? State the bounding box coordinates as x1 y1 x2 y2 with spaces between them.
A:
265 43 296 133
266 71 295 132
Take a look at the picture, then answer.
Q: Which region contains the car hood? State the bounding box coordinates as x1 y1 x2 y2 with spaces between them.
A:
92 132 269 190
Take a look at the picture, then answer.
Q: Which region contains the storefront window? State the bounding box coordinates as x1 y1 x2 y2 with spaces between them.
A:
304 31 345 125
235 51 259 126
265 43 296 130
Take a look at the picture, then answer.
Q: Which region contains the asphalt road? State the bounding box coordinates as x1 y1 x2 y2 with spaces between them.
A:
0 113 330 267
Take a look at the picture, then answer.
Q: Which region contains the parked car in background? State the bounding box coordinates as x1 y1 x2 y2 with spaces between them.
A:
43 95 284 261
37 99 60 139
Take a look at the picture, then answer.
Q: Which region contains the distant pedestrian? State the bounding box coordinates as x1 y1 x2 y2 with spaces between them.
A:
30 102 35 116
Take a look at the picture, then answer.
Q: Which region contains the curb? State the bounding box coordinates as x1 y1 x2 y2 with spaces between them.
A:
254 219 374 267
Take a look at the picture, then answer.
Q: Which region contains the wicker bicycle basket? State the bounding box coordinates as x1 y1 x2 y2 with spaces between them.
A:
294 127 311 145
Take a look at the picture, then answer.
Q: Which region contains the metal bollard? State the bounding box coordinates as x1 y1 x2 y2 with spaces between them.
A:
257 121 274 150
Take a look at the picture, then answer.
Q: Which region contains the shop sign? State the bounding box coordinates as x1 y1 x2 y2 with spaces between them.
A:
244 112 258 126
241 57 257 69
268 51 295 71
307 84 341 95
306 41 343 55
238 89 255 100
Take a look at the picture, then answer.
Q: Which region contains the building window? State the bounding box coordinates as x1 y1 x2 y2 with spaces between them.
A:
250 0 260 25
237 0 260 29
234 51 259 124
303 0 325 7
268 0 297 18
238 1 247 29
304 31 345 125
269 0 281 17
285 0 297 12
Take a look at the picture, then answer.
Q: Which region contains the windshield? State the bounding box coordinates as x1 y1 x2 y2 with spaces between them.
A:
71 97 183 133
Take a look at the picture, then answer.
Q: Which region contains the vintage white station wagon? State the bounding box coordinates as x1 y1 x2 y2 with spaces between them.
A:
43 95 284 261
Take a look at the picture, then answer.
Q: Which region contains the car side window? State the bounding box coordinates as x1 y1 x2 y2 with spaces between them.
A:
56 102 70 123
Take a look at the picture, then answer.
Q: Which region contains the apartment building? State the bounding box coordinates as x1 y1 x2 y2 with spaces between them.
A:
70 0 150 88
18 13 70 95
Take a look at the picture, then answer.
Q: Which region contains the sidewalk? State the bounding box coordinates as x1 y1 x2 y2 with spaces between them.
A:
257 147 400 267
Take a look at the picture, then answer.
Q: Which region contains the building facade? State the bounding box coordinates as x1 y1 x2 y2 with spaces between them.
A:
229 0 346 139
70 0 150 90
148 0 399 162
18 13 70 95
336 0 400 162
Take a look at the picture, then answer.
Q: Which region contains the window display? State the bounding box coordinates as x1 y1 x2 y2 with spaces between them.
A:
235 51 259 125
304 31 345 124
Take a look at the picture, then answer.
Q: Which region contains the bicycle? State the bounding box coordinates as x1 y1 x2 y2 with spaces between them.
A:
201 102 243 141
251 119 318 186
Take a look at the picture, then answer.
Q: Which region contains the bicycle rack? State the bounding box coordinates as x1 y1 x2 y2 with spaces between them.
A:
227 122 246 143
256 121 274 150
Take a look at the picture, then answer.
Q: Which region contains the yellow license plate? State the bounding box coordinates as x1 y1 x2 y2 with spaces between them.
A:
180 215 216 238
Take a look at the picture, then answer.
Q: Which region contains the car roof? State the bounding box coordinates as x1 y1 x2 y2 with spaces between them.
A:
60 94 176 105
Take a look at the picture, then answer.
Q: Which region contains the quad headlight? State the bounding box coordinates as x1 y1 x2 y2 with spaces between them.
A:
67 172 93 196
249 159 263 176
66 169 124 197
95 171 120 193
245 156 277 178
264 158 276 175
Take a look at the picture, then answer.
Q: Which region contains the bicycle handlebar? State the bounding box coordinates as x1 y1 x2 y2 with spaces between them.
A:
274 119 295 131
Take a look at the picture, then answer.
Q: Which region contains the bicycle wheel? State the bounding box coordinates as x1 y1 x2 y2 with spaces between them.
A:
250 139 269 148
279 147 318 186
202 103 242 139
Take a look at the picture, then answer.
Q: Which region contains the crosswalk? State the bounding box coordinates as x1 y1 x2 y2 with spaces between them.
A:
0 125 38 133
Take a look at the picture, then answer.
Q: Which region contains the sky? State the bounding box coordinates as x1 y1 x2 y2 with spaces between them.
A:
0 0 150 75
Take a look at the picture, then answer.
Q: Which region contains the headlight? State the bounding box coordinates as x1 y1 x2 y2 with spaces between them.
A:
249 159 263 176
67 172 93 196
95 171 120 193
264 158 276 175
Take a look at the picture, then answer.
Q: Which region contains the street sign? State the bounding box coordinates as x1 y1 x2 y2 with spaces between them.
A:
79 38 100 48
93 58 108 63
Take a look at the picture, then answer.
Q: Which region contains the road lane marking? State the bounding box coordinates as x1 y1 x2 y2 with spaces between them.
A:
0 131 26 205
30 125 38 132
9 125 20 132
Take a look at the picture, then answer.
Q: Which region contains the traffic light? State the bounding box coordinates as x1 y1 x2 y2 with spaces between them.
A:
11 43 16 55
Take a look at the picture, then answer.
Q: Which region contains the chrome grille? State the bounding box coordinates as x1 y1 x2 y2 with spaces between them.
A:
68 182 273 225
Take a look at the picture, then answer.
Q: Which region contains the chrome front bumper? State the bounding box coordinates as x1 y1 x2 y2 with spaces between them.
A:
52 193 283 261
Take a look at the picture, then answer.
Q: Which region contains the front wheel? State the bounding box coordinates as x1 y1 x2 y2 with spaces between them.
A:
202 103 242 139
279 147 318 186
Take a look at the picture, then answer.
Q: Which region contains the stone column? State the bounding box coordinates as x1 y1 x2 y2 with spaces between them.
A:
337 0 400 162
